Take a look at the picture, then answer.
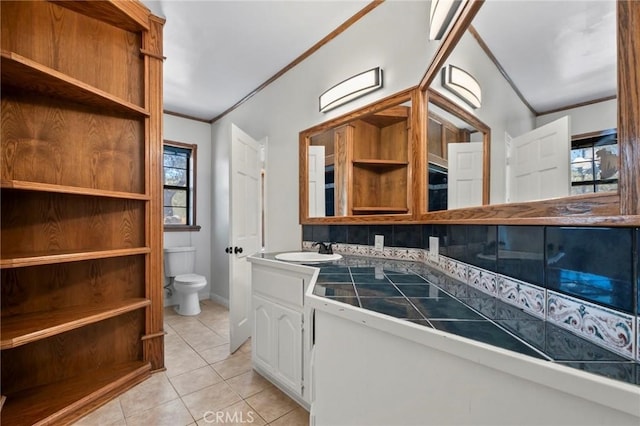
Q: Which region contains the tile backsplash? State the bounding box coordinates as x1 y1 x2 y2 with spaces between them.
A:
303 223 639 360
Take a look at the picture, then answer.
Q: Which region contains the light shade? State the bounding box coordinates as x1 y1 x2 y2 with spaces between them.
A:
319 67 383 113
441 64 482 109
429 0 462 41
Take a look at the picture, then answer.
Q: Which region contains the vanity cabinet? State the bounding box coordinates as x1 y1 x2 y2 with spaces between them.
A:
350 105 411 215
250 260 313 407
0 1 164 424
253 294 303 393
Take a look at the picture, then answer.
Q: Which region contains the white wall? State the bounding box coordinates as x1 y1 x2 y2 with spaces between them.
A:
163 113 212 306
536 98 617 136
211 1 442 302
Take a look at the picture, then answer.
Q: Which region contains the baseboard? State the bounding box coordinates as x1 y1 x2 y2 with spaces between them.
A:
209 293 229 308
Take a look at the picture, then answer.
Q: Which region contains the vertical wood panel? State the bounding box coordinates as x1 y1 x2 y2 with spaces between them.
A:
618 0 640 215
143 14 166 372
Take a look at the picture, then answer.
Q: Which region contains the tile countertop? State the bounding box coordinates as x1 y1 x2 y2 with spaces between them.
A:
252 252 640 388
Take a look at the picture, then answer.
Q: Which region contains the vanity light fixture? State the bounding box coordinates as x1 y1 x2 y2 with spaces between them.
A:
429 0 463 40
441 64 482 109
319 67 383 113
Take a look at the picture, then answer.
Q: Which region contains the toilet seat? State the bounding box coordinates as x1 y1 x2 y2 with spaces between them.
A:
174 273 207 286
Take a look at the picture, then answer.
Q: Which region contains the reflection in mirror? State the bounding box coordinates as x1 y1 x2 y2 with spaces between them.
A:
426 0 617 211
306 100 411 218
427 89 489 211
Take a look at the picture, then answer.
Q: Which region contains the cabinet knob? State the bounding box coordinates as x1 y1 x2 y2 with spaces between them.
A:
234 246 243 254
225 247 232 254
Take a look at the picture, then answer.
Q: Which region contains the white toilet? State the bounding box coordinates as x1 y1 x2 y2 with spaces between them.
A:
164 246 207 316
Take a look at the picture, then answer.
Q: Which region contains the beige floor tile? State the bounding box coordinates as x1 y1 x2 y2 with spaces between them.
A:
199 342 233 364
225 370 272 399
237 338 252 354
165 339 208 378
119 373 179 418
195 401 266 426
181 381 242 421
244 386 300 423
211 352 252 379
269 406 310 426
169 365 224 396
125 398 194 426
181 327 229 352
73 397 124 425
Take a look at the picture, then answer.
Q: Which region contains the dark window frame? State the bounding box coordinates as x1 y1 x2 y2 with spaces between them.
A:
163 140 201 232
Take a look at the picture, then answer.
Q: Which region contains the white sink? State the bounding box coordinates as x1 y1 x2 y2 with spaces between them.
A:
275 252 342 263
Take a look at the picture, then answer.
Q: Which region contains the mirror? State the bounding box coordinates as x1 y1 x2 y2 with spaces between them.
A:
426 0 617 211
301 91 413 219
427 88 490 211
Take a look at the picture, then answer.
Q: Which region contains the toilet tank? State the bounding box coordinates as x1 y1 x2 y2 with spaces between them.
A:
164 246 196 277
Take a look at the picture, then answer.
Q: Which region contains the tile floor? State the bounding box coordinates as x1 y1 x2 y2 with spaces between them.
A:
73 300 309 426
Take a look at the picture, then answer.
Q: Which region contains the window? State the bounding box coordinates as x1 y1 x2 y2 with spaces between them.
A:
163 141 200 231
570 131 618 195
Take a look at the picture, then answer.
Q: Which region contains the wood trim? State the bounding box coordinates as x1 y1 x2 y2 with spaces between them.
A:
210 0 384 124
424 192 622 224
164 109 211 123
467 25 536 115
537 95 617 117
419 0 485 90
618 0 640 215
144 14 166 372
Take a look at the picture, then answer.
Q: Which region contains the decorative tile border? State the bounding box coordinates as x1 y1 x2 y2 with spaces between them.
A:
547 290 635 359
637 317 640 362
468 265 497 296
498 275 545 319
302 241 639 361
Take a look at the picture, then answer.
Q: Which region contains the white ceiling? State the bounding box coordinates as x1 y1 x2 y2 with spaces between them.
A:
142 0 368 121
472 0 617 114
143 0 617 121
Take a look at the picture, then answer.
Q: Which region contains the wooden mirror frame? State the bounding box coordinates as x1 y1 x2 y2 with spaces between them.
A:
416 0 639 226
299 0 639 226
299 87 421 224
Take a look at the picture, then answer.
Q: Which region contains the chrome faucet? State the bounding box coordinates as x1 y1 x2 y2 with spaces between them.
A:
312 241 334 254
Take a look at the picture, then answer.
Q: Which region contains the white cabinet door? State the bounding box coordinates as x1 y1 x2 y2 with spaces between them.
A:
252 295 274 372
273 303 303 393
252 294 303 397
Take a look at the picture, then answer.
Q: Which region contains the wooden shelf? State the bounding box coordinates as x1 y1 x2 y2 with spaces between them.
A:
1 180 150 200
353 159 408 167
352 206 409 214
0 248 151 269
0 51 148 117
1 361 150 426
1 298 150 350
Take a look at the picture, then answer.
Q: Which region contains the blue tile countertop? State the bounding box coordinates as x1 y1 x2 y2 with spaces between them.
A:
302 256 640 387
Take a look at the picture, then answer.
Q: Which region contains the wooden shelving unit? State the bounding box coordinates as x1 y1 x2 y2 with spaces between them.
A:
1 1 164 424
350 106 412 215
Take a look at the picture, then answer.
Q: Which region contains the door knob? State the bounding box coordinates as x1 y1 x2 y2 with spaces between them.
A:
234 246 243 254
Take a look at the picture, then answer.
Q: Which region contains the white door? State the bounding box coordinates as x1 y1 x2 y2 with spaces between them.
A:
507 116 570 203
307 145 326 217
448 142 483 209
229 124 263 353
